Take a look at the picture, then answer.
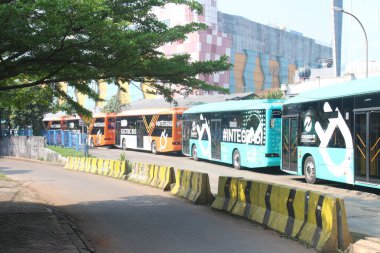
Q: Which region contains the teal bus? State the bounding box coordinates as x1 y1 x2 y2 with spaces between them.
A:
281 77 380 189
182 100 283 169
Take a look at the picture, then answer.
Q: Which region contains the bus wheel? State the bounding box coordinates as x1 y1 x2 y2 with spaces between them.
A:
151 141 157 155
232 149 241 170
122 139 126 150
304 156 317 184
192 144 198 161
90 138 94 148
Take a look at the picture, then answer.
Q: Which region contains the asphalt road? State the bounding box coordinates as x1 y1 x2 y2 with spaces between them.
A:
89 147 380 238
0 158 315 253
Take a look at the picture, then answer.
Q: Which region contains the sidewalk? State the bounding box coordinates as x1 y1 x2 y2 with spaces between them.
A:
0 176 93 253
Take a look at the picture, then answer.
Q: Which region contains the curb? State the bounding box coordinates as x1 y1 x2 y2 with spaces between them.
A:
53 209 96 253
0 156 66 167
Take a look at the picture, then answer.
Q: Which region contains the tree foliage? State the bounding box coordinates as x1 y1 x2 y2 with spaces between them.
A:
101 94 127 113
0 0 230 117
256 89 284 99
0 86 55 136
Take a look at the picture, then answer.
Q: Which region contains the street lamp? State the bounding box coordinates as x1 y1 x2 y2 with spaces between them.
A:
333 6 368 78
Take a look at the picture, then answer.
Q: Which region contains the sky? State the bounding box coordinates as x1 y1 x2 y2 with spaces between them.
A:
217 0 333 45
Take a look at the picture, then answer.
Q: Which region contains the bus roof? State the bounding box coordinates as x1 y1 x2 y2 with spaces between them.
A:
183 99 284 114
116 107 187 117
42 112 66 121
284 76 380 105
62 115 81 120
92 112 117 118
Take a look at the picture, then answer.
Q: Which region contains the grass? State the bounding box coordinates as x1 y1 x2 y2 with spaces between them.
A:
119 151 126 161
0 174 8 180
47 145 90 158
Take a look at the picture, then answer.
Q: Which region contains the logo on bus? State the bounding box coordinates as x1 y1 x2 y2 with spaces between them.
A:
159 130 168 150
301 110 317 144
194 114 211 158
156 120 172 127
222 127 263 145
94 122 105 127
121 129 136 135
304 116 312 133
222 113 264 145
315 102 353 183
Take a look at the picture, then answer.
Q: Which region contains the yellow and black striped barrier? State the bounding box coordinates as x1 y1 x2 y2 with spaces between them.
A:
214 177 352 252
170 169 214 205
231 179 258 218
127 163 174 191
296 191 352 252
64 156 127 180
211 176 240 212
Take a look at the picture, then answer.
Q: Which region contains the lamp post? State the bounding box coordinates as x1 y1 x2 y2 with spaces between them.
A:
333 6 368 78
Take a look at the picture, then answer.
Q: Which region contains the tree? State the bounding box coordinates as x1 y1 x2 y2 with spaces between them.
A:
0 0 230 117
256 89 284 99
101 94 127 113
0 86 55 136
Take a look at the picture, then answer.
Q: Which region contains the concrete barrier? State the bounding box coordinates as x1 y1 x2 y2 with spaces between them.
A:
119 161 127 180
0 136 66 163
170 169 214 205
64 156 127 180
90 158 98 174
96 159 104 174
102 159 110 176
216 177 352 252
64 157 74 170
157 166 175 191
211 176 240 212
268 185 308 238
107 160 115 176
78 157 86 172
85 158 92 173
231 179 258 218
127 163 174 191
297 191 352 252
72 157 80 171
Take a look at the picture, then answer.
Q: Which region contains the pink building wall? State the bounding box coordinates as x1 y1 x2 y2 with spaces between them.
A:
155 0 231 94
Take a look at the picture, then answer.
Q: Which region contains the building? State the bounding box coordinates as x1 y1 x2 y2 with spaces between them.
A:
62 0 332 111
218 12 332 93
156 0 332 95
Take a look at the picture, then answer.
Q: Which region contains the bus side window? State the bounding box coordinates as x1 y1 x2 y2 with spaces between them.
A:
108 118 115 129
229 112 242 128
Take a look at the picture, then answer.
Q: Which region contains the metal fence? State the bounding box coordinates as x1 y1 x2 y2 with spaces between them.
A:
45 130 87 152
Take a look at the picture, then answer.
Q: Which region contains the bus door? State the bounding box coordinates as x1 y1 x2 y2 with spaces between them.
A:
115 120 121 146
211 119 221 160
137 120 144 148
355 110 380 183
182 120 191 154
282 116 298 172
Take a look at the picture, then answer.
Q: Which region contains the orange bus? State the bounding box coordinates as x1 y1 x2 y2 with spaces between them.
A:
42 114 64 131
115 108 186 154
61 115 84 133
88 113 116 147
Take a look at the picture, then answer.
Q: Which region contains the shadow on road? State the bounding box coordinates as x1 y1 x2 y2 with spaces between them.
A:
0 166 32 175
57 194 315 253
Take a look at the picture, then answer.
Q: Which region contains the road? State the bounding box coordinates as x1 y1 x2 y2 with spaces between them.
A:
89 147 380 238
0 158 315 253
